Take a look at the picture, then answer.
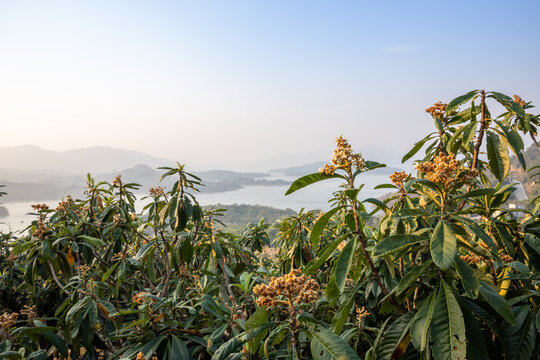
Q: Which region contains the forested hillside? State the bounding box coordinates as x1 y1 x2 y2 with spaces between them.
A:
202 204 295 235
509 144 540 198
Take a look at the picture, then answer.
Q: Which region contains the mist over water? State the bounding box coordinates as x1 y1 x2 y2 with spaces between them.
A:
0 173 391 233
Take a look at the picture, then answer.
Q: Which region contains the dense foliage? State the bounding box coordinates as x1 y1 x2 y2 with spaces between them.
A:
1 90 540 360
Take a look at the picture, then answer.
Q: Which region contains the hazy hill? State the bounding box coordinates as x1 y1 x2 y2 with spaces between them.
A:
270 161 403 176
0 145 172 174
0 164 288 202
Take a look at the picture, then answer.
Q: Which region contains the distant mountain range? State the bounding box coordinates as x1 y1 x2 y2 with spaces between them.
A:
0 145 172 174
0 145 403 203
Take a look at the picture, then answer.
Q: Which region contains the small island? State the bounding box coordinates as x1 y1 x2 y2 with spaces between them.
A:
0 205 8 217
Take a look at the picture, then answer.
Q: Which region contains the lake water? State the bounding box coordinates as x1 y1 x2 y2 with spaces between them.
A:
0 173 391 233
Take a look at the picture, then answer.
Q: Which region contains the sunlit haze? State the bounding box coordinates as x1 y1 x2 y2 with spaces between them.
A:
1 0 539 170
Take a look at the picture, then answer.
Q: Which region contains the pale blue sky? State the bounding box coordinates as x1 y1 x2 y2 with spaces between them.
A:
0 1 539 170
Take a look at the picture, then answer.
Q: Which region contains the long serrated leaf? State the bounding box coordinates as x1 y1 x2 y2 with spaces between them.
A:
310 206 344 247
334 237 357 292
430 281 466 360
374 234 427 256
454 257 479 298
396 260 432 295
447 90 479 112
304 234 349 275
402 135 434 163
430 220 456 270
486 131 510 181
310 326 361 360
77 235 106 247
411 291 436 352
285 173 345 195
478 282 515 325
377 312 414 360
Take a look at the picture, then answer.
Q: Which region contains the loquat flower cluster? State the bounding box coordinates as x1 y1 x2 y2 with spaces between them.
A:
318 135 367 175
389 171 409 191
425 101 447 119
0 312 19 340
31 204 49 212
113 214 125 226
337 240 347 251
112 175 122 187
149 187 165 197
21 305 37 324
513 95 526 107
132 292 151 305
253 269 320 308
499 253 514 263
33 222 47 239
56 195 74 211
355 306 369 330
460 254 484 264
76 264 91 278
416 153 477 188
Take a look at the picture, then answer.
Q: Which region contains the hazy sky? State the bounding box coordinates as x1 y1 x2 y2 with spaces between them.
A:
1 0 539 170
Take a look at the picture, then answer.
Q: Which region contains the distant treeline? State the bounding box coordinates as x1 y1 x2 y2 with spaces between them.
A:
203 203 296 234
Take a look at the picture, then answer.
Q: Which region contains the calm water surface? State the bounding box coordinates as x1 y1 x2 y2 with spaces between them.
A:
0 174 391 233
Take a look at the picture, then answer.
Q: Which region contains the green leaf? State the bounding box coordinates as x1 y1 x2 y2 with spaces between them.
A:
486 131 510 181
11 326 58 335
462 121 477 150
169 336 192 360
411 291 436 352
310 206 344 247
430 220 456 270
430 281 466 360
246 307 268 329
454 257 479 298
310 326 361 360
447 124 470 154
27 350 47 360
377 312 414 360
462 306 488 360
505 313 536 360
334 237 357 292
524 234 540 255
245 307 268 354
374 234 427 256
391 208 431 219
212 333 243 360
447 90 478 112
365 161 386 171
140 335 166 359
362 198 390 214
495 121 526 169
505 261 530 274
0 351 22 360
402 135 434 163
478 282 515 325
77 235 106 247
459 218 498 253
102 261 120 282
374 184 398 190
325 273 340 307
330 286 359 334
305 234 348 275
396 260 432 295
285 172 345 195
459 188 496 198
